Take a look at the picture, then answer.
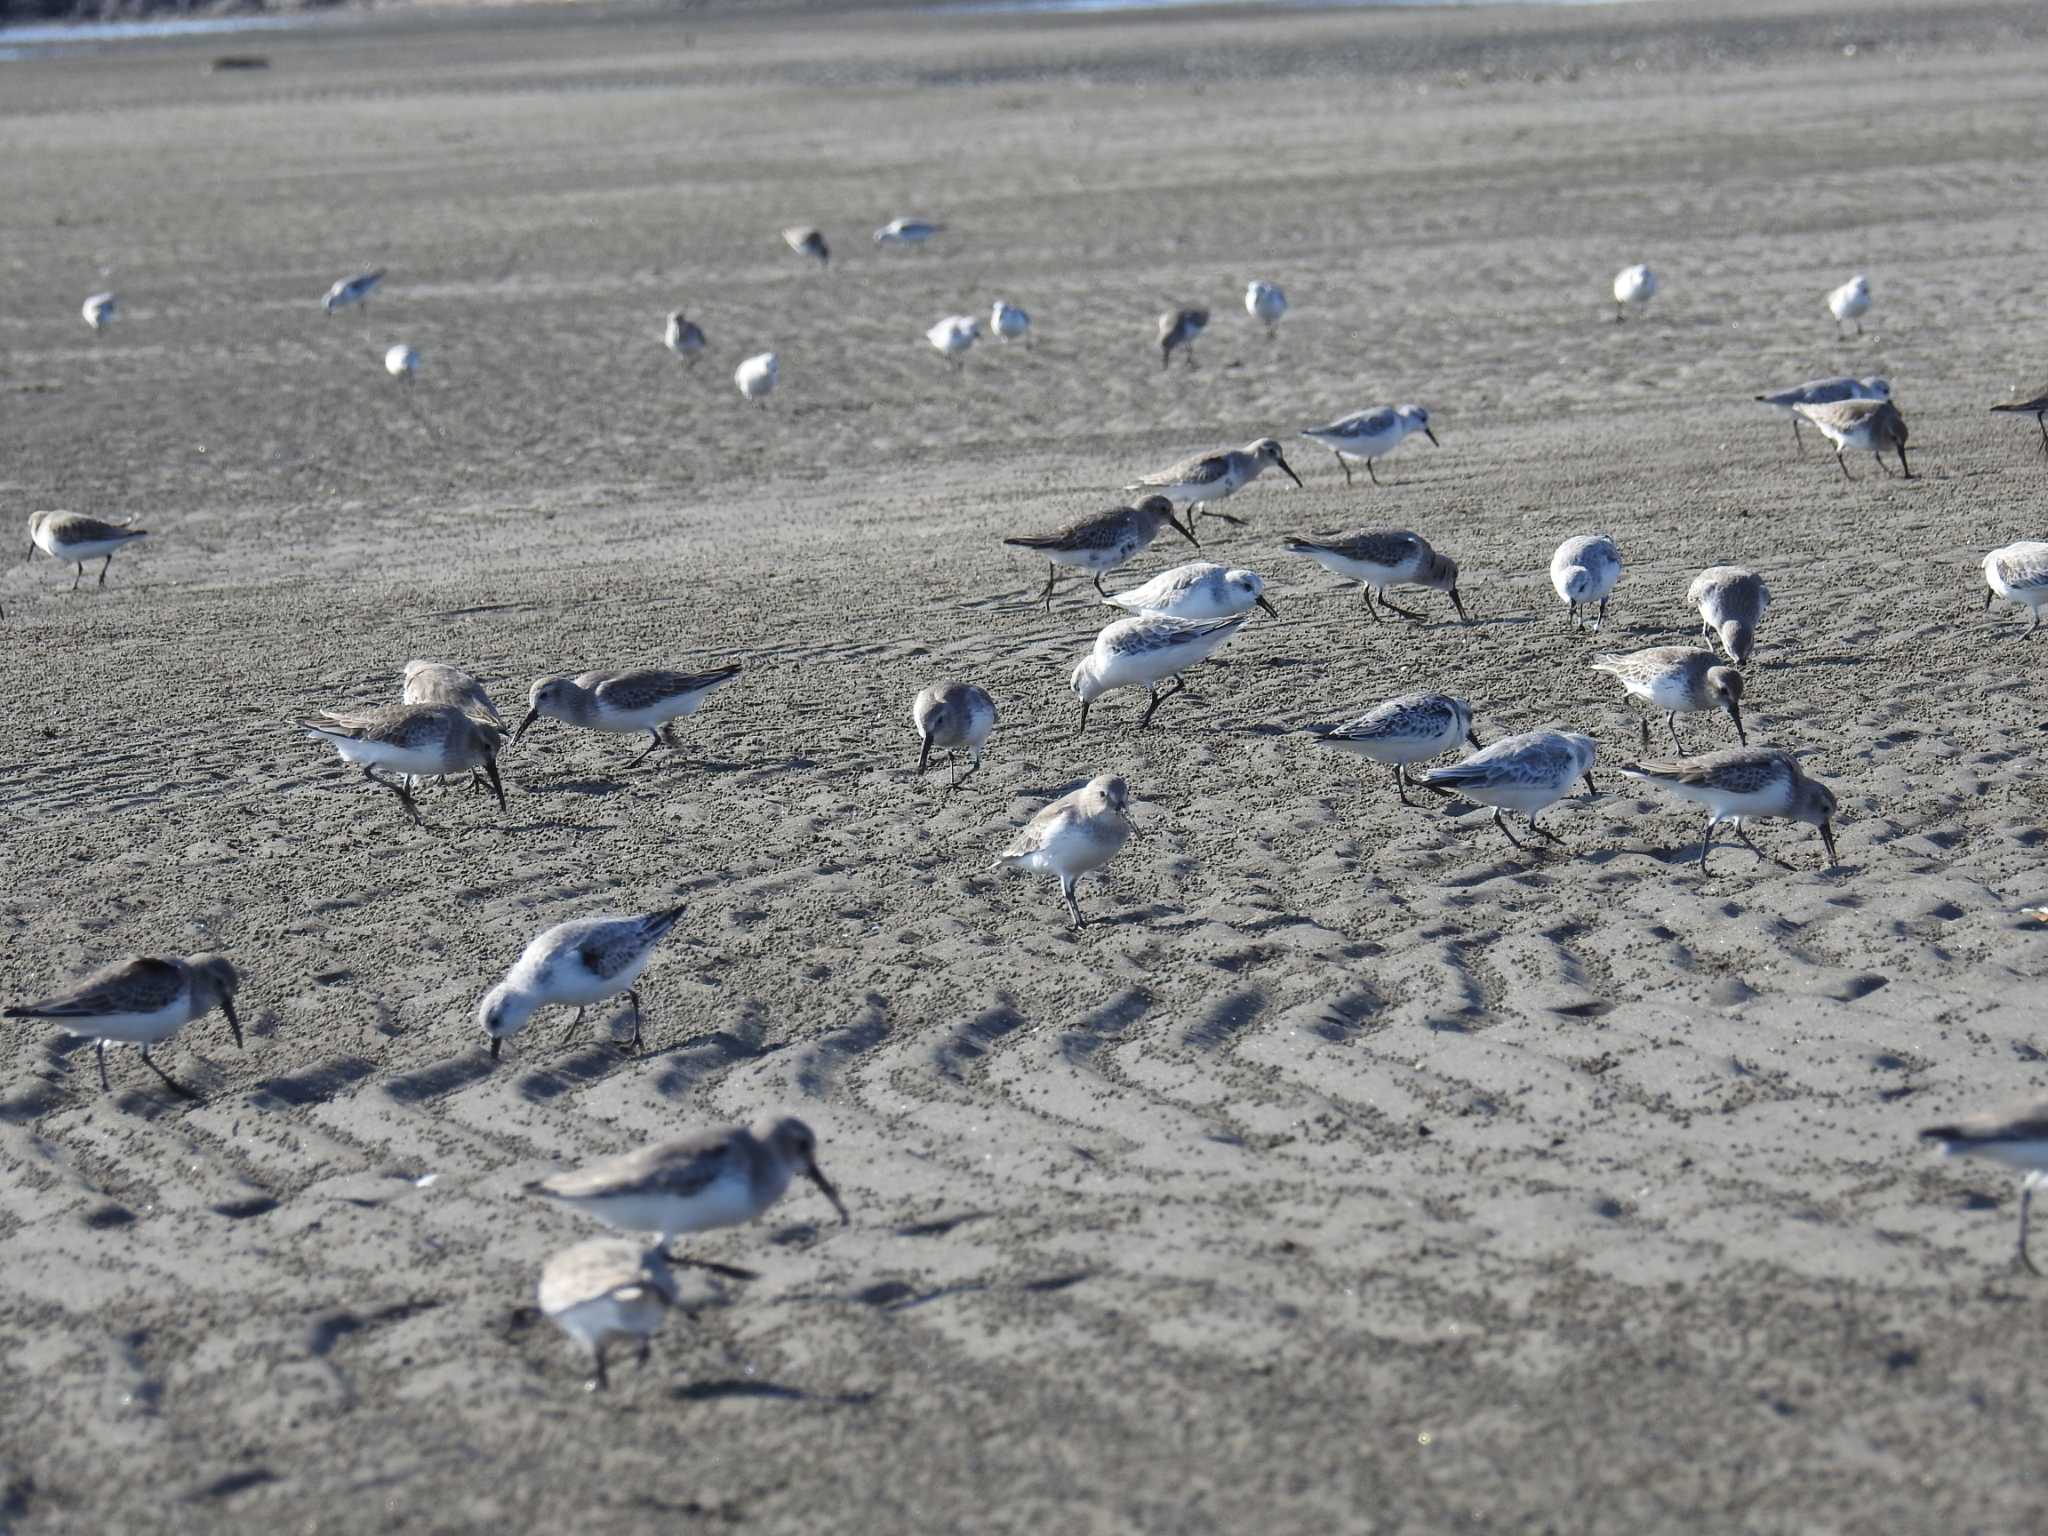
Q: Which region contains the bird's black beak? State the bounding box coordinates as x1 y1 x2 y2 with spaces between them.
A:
1582 772 1599 798
223 997 244 1051
490 1036 501 1060
1451 587 1472 624
1898 446 1911 479
1074 700 1089 739
1985 588 1996 611
1170 513 1199 547
484 754 507 813
917 735 934 776
511 707 540 746
806 1156 850 1225
1820 819 1839 868
1727 702 1747 746
1256 595 1279 618
1276 454 1303 488
1424 427 1441 447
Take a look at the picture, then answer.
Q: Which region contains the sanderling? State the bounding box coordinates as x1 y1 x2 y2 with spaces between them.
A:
1126 439 1301 526
1591 646 1746 750
912 681 997 788
1793 397 1910 480
479 905 688 1057
1003 496 1196 610
1984 542 2048 637
1620 747 1838 873
1920 1100 2048 1275
876 217 943 247
402 659 505 726
1298 405 1437 488
5 953 241 1100
295 703 506 825
27 511 147 592
513 665 741 769
926 314 980 365
1283 528 1469 624
538 1239 680 1392
735 352 778 405
1312 692 1478 805
529 1114 848 1241
1245 280 1287 335
782 227 829 267
323 269 384 315
81 292 117 331
1612 263 1657 321
1991 384 2048 459
1069 613 1250 735
1102 561 1276 621
992 773 1136 928
1550 534 1623 631
1755 375 1890 455
384 343 419 383
1416 730 1598 848
1157 308 1208 370
1828 273 1871 336
1687 566 1770 665
991 299 1031 345
665 311 706 363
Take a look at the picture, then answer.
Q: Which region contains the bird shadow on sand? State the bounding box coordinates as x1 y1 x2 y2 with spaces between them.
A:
248 1055 377 1111
381 1053 498 1105
672 1379 879 1407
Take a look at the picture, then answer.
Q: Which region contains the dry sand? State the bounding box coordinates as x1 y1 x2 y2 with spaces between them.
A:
5 0 2048 1529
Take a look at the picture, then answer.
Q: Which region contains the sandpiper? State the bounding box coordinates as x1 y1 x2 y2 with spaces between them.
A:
1612 263 1657 321
1591 647 1746 749
81 292 117 331
1755 375 1890 455
479 905 688 1057
529 1115 848 1240
912 681 997 788
1245 280 1287 335
1284 528 1468 624
665 311 706 363
1313 692 1478 805
538 1239 680 1392
295 703 506 825
1793 397 1910 480
322 269 384 315
1619 747 1838 873
5 953 241 1100
1126 439 1301 526
1070 613 1250 734
735 352 778 405
514 665 741 770
1003 496 1196 610
1299 406 1437 487
1687 566 1770 665
992 774 1136 928
875 217 943 246
384 343 419 383
402 659 505 726
926 314 980 365
1416 731 1598 849
990 299 1031 345
27 511 147 592
1550 534 1622 631
1983 542 2048 637
782 227 829 267
1102 561 1276 621
1157 307 1207 370
1991 385 2048 459
1827 273 1871 336
1920 1101 2048 1275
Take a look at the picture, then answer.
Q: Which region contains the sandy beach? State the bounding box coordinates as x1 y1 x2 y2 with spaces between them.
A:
4 0 2048 1528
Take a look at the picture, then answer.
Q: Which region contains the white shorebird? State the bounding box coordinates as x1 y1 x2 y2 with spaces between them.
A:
1920 1100 2048 1275
912 680 997 788
81 292 118 331
538 1239 680 1392
1612 263 1657 321
1550 534 1622 630
296 703 507 825
1245 280 1287 335
1002 496 1196 610
1313 692 1479 805
1126 439 1302 526
384 343 419 383
1299 405 1438 487
875 217 942 247
1984 542 2048 637
27 511 147 592
782 226 829 266
925 314 980 365
479 905 689 1057
1157 307 1207 370
322 269 384 315
735 352 778 405
1991 383 2048 459
1827 273 1872 336
1619 747 1838 873
1687 566 1770 665
664 310 706 363
1069 613 1250 735
1103 562 1276 621
514 665 742 769
1755 375 1890 455
990 299 1031 345
1283 528 1468 624
402 659 504 725
1794 397 1910 480
529 1115 847 1241
1591 647 1746 750
4 953 241 1100
1416 731 1598 848
992 773 1136 929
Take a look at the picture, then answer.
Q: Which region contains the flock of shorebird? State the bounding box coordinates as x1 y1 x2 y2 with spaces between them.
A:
16 235 2048 1388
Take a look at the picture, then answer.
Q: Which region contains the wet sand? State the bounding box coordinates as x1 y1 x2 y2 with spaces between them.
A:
4 0 2048 1529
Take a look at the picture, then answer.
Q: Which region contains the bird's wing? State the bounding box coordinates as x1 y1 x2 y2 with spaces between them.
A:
592 667 740 711
6 956 185 1019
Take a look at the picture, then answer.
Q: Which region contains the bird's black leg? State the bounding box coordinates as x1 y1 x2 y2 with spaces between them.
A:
1528 813 1563 845
1698 818 1718 873
1093 573 1108 599
1366 460 1382 487
1665 713 1683 752
589 1342 610 1393
98 554 113 586
1038 565 1056 612
2036 412 2048 459
139 1046 201 1101
625 989 643 1051
1835 450 1855 482
363 766 424 826
1638 714 1651 747
1360 588 1384 623
72 563 84 591
1597 597 1608 630
1791 417 1804 456
1379 592 1427 621
1733 822 1795 870
1491 807 1524 848
1394 765 1411 806
557 1006 587 1047
96 1040 110 1093
1138 676 1187 729
627 728 665 769
2021 1176 2042 1277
